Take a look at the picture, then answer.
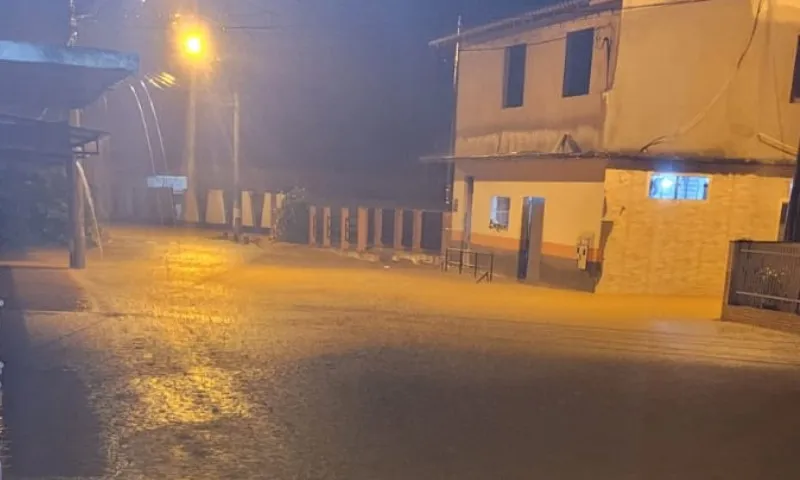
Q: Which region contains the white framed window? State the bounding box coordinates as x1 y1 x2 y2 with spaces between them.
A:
490 196 510 231
649 174 709 201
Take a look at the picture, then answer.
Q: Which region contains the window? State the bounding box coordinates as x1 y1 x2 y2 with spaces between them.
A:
649 174 710 201
563 28 594 97
503 44 527 108
791 36 800 102
490 196 511 230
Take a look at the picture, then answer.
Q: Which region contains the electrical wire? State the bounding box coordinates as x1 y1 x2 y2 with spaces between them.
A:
639 0 767 152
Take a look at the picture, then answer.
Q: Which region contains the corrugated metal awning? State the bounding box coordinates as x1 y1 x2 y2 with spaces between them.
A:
0 114 106 160
0 40 138 111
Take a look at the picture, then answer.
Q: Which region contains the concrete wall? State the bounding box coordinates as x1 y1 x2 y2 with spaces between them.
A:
599 167 791 296
455 8 620 156
606 0 800 160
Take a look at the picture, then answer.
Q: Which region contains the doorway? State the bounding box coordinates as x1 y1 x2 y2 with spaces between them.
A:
463 176 475 246
518 197 545 281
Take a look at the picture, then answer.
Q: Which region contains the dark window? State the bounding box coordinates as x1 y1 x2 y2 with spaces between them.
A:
503 44 527 108
791 36 800 102
563 28 595 97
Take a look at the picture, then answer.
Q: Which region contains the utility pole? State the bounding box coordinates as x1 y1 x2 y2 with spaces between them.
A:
784 141 800 241
68 110 86 269
445 15 462 207
182 70 200 223
67 0 85 269
232 90 242 241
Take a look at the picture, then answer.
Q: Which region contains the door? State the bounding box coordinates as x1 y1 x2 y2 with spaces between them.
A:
463 176 475 246
517 197 545 281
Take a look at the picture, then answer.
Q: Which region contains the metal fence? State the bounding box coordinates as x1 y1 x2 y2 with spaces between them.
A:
727 241 800 314
442 248 494 283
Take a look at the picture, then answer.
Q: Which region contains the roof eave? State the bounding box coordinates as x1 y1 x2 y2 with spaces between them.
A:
430 0 621 48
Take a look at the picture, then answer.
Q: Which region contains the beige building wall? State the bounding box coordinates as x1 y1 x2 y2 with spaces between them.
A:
599 168 791 296
454 8 620 156
451 158 606 260
467 180 605 258
606 0 800 160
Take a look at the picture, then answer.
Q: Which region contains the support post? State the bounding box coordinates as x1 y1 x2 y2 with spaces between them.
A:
322 207 332 247
308 206 317 246
412 209 423 251
393 209 404 250
341 207 350 250
373 208 383 249
69 109 85 269
441 212 452 256
357 207 369 252
786 139 800 241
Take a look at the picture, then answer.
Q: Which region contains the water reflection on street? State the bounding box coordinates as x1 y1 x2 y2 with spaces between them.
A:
4 227 800 479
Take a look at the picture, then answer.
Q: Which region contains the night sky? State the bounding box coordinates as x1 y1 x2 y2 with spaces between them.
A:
80 0 555 176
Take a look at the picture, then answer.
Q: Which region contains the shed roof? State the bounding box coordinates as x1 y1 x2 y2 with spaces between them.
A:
430 0 621 48
0 40 138 111
0 114 106 160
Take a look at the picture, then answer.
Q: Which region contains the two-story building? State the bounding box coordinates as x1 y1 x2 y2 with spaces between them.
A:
427 0 800 296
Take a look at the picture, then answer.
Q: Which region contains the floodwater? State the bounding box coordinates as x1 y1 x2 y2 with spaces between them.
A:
2 227 800 479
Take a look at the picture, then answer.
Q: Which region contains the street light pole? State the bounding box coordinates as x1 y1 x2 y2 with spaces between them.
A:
182 69 200 223
232 90 242 241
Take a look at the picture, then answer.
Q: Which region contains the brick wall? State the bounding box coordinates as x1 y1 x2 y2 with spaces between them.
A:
598 168 791 296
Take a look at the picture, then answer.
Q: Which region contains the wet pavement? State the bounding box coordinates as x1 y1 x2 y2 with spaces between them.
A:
2 227 800 479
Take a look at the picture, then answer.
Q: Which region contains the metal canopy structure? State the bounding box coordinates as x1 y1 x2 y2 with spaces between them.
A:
0 114 106 160
0 40 138 269
0 40 138 111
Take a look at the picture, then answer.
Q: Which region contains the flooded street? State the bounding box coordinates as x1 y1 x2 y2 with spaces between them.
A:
2 228 800 479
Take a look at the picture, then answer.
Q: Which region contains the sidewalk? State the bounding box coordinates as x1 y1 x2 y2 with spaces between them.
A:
0 252 104 479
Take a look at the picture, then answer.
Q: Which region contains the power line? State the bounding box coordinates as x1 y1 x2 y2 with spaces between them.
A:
639 0 767 151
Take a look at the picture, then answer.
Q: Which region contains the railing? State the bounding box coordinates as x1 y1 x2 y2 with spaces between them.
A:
726 241 800 314
442 248 494 283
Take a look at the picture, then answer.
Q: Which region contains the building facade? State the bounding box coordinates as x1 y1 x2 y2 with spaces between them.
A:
431 0 800 295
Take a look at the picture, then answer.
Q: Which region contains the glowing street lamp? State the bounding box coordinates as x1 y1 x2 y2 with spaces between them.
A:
184 34 203 57
172 14 213 69
171 17 213 223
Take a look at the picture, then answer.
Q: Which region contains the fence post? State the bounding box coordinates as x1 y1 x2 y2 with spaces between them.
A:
412 209 423 251
393 209 404 250
357 207 369 252
308 206 317 246
721 241 737 312
322 207 332 247
374 208 384 249
341 207 350 250
270 192 279 231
